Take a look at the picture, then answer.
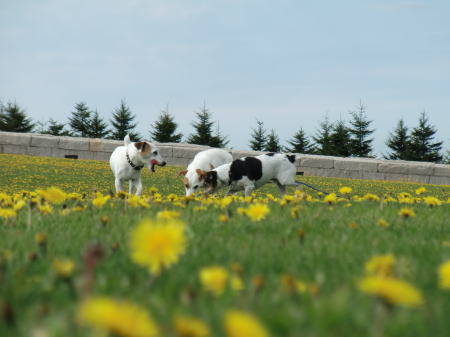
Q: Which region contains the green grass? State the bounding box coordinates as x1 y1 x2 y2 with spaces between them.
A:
0 154 449 337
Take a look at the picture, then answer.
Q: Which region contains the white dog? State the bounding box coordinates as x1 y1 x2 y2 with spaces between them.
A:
179 148 233 196
203 153 299 196
110 135 166 195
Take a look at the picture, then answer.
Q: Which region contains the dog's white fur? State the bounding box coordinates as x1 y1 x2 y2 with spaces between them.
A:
180 148 233 196
110 135 166 195
205 153 298 196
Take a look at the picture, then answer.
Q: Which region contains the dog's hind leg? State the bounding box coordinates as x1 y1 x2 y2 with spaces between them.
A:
244 184 255 197
128 180 134 195
134 179 143 196
115 178 124 193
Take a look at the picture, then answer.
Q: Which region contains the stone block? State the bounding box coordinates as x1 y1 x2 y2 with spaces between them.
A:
383 173 409 182
172 147 204 159
378 162 408 174
434 164 450 177
59 136 90 151
156 146 173 160
331 169 363 179
31 134 59 148
361 171 385 181
429 176 450 185
334 158 378 172
89 139 121 152
92 151 111 161
2 144 28 155
28 147 54 157
405 174 430 184
406 163 434 176
300 155 334 169
52 148 94 160
169 157 191 167
0 132 32 145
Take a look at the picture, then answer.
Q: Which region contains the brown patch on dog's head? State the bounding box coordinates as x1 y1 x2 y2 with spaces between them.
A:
204 171 218 190
134 141 151 154
179 169 188 176
196 169 207 180
183 176 189 188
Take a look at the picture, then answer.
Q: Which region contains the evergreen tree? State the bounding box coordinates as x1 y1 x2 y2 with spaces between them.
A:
285 128 314 154
86 110 109 139
385 119 410 160
264 129 281 152
187 104 228 147
149 105 182 143
408 111 443 162
249 119 267 151
444 150 450 165
110 100 140 141
44 119 72 136
348 101 374 157
210 122 229 148
69 102 91 137
330 119 352 157
313 116 334 155
0 101 34 132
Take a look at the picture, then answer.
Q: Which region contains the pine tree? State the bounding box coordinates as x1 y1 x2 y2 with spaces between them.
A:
264 129 281 152
348 101 374 157
249 119 267 151
330 119 352 157
86 110 109 139
313 116 334 155
45 119 72 136
443 150 450 165
285 128 314 154
210 122 229 148
408 111 443 162
110 100 140 141
385 119 410 160
149 105 182 143
69 102 91 137
187 104 228 147
0 101 34 132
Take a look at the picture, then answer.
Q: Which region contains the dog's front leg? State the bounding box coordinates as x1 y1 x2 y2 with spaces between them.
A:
135 179 143 196
115 178 124 193
244 184 255 197
128 180 134 195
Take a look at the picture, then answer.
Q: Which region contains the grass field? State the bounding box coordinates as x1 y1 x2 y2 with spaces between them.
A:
0 153 450 337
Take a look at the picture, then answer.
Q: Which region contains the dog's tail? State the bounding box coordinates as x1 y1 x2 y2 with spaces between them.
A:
124 134 131 146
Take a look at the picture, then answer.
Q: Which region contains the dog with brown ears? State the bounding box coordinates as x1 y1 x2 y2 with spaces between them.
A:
110 135 166 195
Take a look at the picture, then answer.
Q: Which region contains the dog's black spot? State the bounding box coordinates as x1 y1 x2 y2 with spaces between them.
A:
204 171 218 189
229 157 263 183
266 152 275 156
286 154 296 163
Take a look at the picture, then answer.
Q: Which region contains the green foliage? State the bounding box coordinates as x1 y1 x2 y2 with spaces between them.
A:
348 102 374 157
385 119 410 160
110 100 140 141
249 119 267 151
44 119 72 136
0 100 34 132
313 116 334 155
68 102 92 137
150 105 182 143
187 104 228 147
87 110 109 139
330 120 352 157
407 111 443 162
264 129 281 152
285 128 314 154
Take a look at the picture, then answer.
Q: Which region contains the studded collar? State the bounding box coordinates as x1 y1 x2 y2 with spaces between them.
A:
126 152 144 170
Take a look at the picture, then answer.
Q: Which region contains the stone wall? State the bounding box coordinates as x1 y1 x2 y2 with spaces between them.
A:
0 131 449 185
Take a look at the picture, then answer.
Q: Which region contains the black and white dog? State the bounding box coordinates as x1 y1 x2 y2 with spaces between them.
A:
203 153 299 196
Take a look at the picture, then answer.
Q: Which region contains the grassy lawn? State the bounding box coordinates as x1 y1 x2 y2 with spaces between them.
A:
0 154 449 337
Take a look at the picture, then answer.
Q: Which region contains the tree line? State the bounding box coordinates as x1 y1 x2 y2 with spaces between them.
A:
0 99 448 163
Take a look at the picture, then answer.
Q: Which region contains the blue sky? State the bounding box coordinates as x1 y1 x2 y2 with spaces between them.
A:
1 0 449 156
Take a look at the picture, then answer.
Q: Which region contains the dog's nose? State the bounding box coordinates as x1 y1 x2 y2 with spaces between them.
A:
161 161 167 167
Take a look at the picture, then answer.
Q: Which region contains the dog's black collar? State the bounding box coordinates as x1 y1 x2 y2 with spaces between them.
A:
126 152 144 170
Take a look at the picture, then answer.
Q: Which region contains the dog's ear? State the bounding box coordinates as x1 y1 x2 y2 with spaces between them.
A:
209 163 214 170
134 142 147 152
196 169 207 180
179 169 188 176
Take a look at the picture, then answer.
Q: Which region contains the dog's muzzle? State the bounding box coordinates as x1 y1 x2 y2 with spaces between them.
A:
150 160 167 172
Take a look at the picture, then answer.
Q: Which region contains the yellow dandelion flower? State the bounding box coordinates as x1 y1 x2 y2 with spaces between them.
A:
339 186 352 195
245 204 270 222
358 276 423 308
35 232 48 246
438 260 450 289
13 200 26 211
365 254 395 277
423 196 442 207
290 206 300 219
217 196 233 208
174 315 210 337
92 195 111 208
399 207 415 218
52 258 75 278
130 219 186 275
157 210 181 221
415 187 426 195
38 204 53 215
199 266 229 295
296 280 308 293
78 297 159 337
236 207 246 215
224 310 269 337
218 214 229 223
377 218 389 228
38 187 67 204
167 193 178 202
324 193 337 204
0 208 17 219
363 193 380 201
231 274 244 292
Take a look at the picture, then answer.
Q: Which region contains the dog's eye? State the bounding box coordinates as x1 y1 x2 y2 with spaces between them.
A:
185 184 189 188
153 151 158 155
194 185 199 189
